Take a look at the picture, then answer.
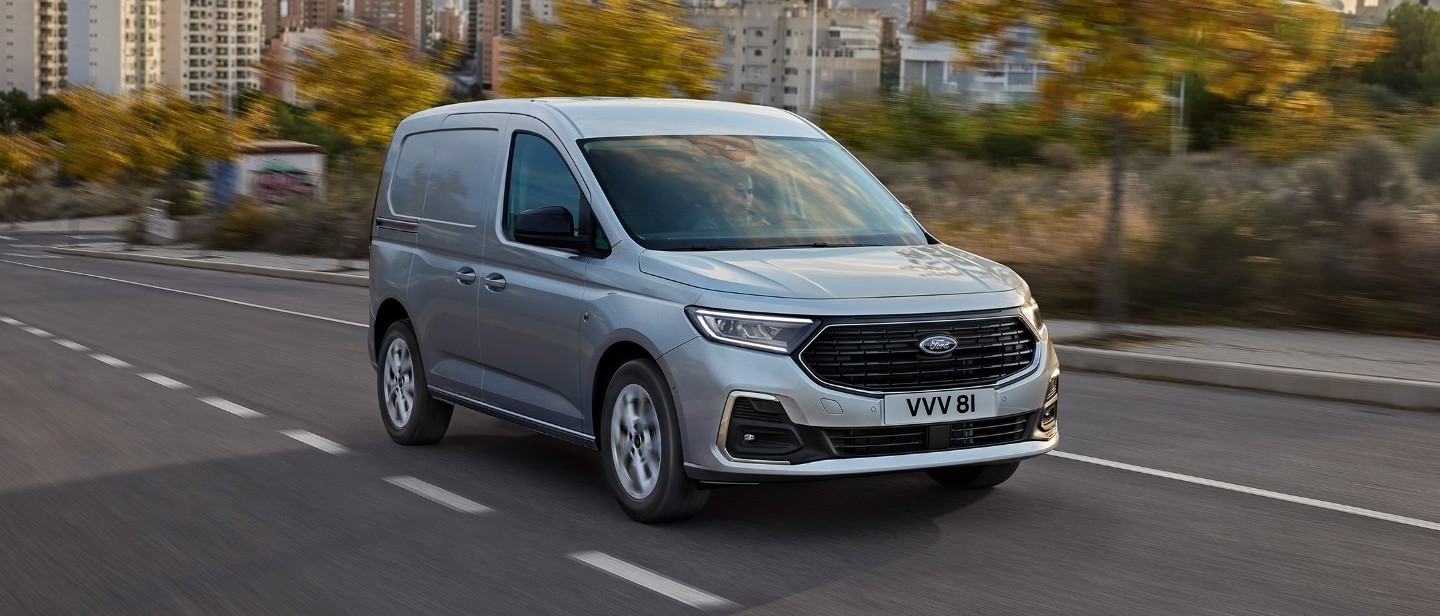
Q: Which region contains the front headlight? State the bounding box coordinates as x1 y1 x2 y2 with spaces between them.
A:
1020 298 1045 334
686 308 817 354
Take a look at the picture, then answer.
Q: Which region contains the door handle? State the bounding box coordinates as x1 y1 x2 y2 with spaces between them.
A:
456 267 477 285
483 273 507 291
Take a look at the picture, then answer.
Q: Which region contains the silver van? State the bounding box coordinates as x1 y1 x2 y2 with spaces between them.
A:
369 98 1058 523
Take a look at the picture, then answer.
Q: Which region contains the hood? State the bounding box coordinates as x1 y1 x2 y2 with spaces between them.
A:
638 244 1018 299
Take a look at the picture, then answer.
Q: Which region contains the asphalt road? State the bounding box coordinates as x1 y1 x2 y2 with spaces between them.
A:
1 235 1438 615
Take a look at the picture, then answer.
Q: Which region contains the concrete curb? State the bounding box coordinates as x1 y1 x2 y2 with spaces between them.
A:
1057 345 1440 410
4 227 123 236
46 246 369 287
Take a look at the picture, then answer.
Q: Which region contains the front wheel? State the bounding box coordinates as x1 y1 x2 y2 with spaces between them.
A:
377 320 452 445
599 359 708 523
926 461 1021 489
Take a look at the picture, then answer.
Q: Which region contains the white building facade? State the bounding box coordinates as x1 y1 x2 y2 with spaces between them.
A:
693 0 883 113
69 0 164 94
160 0 263 103
1 0 68 96
899 27 1049 106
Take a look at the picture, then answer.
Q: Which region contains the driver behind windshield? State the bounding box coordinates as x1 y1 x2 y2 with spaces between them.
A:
692 163 771 230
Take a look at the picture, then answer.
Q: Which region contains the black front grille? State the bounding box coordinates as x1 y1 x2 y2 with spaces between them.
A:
799 316 1038 393
823 412 1035 458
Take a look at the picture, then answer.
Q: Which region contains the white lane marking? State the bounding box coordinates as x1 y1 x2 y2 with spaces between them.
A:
138 373 189 390
384 476 492 514
281 430 349 455
91 353 133 368
200 397 265 419
21 326 52 337
0 317 21 326
0 235 14 241
54 339 90 352
569 551 739 612
1049 451 1440 533
0 260 365 328
2 252 62 258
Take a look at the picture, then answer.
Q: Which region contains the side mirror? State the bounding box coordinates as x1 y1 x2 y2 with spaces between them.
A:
514 206 589 252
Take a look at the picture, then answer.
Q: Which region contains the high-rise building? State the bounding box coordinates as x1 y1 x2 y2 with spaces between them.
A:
69 0 164 94
303 0 345 29
474 0 551 89
693 0 884 113
436 7 464 43
354 0 435 49
159 0 264 103
1 0 68 96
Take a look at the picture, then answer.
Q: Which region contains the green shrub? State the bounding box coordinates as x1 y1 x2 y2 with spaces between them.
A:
209 200 280 250
1337 134 1414 211
1415 126 1440 182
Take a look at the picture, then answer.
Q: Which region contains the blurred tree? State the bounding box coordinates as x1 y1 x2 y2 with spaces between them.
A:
502 0 720 98
44 87 264 235
1362 3 1440 104
275 23 455 152
0 132 51 226
920 0 1389 328
0 89 64 134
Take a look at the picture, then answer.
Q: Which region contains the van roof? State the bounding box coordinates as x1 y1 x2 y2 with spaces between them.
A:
406 97 828 140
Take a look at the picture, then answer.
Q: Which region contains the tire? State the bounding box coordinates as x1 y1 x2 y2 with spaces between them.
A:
926 461 1021 489
377 320 453 446
599 359 708 523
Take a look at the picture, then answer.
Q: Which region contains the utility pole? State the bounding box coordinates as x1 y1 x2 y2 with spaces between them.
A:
1172 73 1186 157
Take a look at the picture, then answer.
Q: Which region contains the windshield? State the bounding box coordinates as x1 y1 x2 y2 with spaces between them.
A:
580 136 929 251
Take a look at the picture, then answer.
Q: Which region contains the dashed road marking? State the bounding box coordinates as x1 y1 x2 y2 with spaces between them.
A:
21 326 52 337
2 252 62 258
384 476 492 514
0 235 14 241
1049 451 1440 533
90 354 133 368
0 260 365 328
54 339 90 352
569 551 739 612
281 430 349 455
138 373 189 389
0 316 21 326
200 397 265 419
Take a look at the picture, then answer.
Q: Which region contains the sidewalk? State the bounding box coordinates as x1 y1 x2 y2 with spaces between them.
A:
3 216 128 236
46 242 367 286
40 241 1440 409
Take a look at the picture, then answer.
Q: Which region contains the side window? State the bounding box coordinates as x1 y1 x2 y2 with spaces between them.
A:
505 132 583 238
420 129 500 225
388 133 435 218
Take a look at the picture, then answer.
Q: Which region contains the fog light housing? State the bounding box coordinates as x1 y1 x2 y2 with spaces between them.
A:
1040 402 1058 430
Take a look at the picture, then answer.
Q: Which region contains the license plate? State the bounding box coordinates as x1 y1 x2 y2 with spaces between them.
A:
884 388 998 425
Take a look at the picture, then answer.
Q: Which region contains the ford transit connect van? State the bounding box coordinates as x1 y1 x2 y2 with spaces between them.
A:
369 98 1058 523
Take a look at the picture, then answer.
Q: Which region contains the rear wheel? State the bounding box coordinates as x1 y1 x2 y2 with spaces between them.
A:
926 461 1020 489
377 320 452 445
599 359 708 523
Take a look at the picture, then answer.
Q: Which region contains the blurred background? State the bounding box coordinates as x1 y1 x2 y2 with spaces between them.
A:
1 0 1437 335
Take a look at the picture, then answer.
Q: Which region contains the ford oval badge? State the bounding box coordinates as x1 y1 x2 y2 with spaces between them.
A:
918 335 958 355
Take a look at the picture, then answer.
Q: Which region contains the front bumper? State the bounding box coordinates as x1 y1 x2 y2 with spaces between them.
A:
659 331 1060 481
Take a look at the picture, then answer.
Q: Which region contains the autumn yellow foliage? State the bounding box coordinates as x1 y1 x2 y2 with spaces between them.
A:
501 0 721 99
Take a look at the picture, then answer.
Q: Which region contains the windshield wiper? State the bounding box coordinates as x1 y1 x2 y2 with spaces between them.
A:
758 242 879 249
672 245 744 251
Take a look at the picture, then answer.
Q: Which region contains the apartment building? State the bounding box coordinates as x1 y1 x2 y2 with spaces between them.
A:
1 0 68 96
435 5 462 43
693 0 883 113
69 0 164 94
302 0 344 29
354 0 434 49
473 0 550 89
159 0 263 103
